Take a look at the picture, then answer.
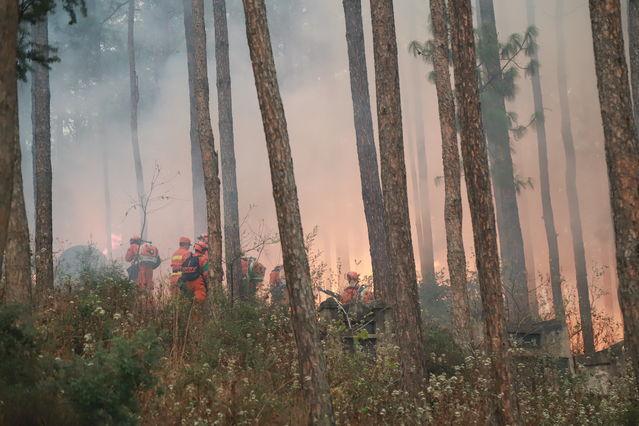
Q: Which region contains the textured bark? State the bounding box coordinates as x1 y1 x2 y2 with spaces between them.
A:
241 0 334 422
477 0 529 323
0 0 18 274
4 109 31 305
588 0 639 391
32 17 54 294
449 0 518 423
183 0 206 237
429 0 472 346
341 0 392 301
213 0 242 301
369 0 426 392
412 68 436 286
557 0 595 355
183 0 223 289
629 0 639 130
127 0 146 236
526 0 565 322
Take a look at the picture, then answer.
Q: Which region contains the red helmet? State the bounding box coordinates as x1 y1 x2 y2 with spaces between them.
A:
346 271 360 283
194 241 208 254
130 235 141 244
179 236 191 246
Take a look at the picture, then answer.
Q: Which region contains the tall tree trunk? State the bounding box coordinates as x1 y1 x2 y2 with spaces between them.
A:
0 0 18 274
3 108 32 304
213 0 242 301
588 0 639 391
101 129 112 260
556 0 595 355
32 17 54 295
127 0 146 236
341 0 392 301
412 69 436 286
184 11 207 238
429 0 472 346
369 0 426 393
183 0 223 289
407 138 425 282
241 0 334 423
448 0 518 423
526 0 565 322
629 0 639 129
477 0 529 324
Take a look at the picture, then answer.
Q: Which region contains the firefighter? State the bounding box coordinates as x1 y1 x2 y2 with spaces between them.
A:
269 265 287 305
340 271 372 304
241 256 266 298
169 237 192 291
180 240 209 302
125 236 161 290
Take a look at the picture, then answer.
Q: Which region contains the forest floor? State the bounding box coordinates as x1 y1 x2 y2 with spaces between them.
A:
1 263 638 425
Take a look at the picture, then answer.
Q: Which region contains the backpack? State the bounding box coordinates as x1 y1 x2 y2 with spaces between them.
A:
139 244 161 269
180 254 201 282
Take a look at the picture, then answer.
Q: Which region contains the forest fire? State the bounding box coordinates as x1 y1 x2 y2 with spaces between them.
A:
1 0 638 424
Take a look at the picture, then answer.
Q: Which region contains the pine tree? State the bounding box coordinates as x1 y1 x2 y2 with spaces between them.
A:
32 16 54 294
448 0 518 422
477 0 529 323
182 0 223 288
370 0 426 392
213 0 243 300
429 0 472 346
0 0 18 274
241 0 334 422
588 0 639 391
341 0 392 301
556 0 595 355
526 0 565 322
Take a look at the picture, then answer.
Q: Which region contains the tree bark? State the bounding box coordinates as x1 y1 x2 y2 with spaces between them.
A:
3 108 32 305
448 0 518 423
127 0 146 237
412 67 436 286
32 17 54 295
629 0 639 130
184 6 207 238
0 0 18 274
588 0 639 391
429 0 472 346
526 0 565 323
477 0 530 324
213 0 243 301
369 0 426 393
183 0 224 289
241 0 334 423
341 0 392 301
557 0 595 355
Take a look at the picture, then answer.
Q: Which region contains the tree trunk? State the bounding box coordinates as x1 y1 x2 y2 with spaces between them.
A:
526 0 565 323
407 138 426 281
556 0 595 355
412 69 436 286
629 0 639 130
448 0 518 423
128 0 146 236
183 0 223 289
429 0 472 346
369 0 426 393
588 0 639 391
32 17 54 295
241 0 334 423
101 128 113 260
213 0 243 301
341 0 392 301
3 108 32 305
184 13 207 238
477 0 530 324
0 0 18 274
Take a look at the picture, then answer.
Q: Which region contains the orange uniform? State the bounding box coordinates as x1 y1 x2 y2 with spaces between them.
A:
170 247 191 287
125 242 156 289
183 253 209 302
